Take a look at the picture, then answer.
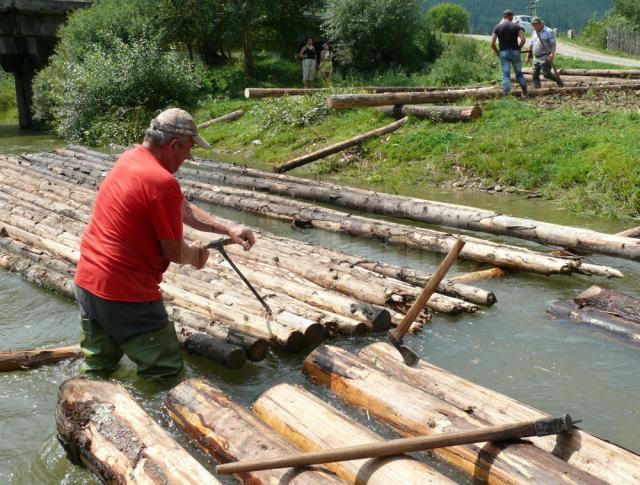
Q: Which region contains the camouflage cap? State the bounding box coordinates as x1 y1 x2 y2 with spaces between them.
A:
151 108 210 149
532 17 542 24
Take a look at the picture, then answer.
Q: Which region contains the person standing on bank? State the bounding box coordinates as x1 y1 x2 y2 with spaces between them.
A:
74 108 255 382
298 37 316 88
527 17 564 88
491 9 528 97
319 43 334 85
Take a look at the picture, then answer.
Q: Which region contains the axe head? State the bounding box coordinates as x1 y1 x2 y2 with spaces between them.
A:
388 332 419 367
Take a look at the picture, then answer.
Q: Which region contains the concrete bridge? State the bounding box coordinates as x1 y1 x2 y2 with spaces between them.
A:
0 0 90 128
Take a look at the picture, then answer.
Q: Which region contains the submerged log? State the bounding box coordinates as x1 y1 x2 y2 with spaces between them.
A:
616 226 640 238
575 285 640 322
197 110 243 129
165 378 342 484
326 82 640 108
56 377 220 484
547 300 640 344
272 117 407 173
378 104 482 122
253 383 454 484
0 345 82 372
304 345 604 484
358 342 640 484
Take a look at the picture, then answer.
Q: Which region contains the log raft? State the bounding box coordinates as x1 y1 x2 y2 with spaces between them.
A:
165 378 343 484
253 383 454 484
56 378 221 484
357 342 640 484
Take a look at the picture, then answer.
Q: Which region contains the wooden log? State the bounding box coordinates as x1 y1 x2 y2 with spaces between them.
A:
165 378 342 484
558 68 640 78
547 300 640 344
304 345 605 484
56 377 220 484
272 117 408 173
197 110 243 129
252 383 454 483
244 84 497 98
358 342 640 484
616 226 640 238
175 326 247 369
0 345 82 372
378 104 482 122
450 267 508 283
326 82 640 109
574 285 640 323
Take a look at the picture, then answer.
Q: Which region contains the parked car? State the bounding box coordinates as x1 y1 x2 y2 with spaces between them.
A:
514 15 534 33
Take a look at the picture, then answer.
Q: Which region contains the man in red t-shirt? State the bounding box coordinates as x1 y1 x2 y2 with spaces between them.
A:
75 108 255 381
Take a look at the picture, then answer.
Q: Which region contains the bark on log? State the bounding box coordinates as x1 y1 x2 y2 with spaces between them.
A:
165 378 342 484
558 68 640 78
56 377 220 484
303 345 605 484
450 268 508 283
326 82 640 109
378 104 482 122
272 117 408 173
574 285 640 323
547 300 640 344
616 226 640 238
253 383 454 484
0 345 82 372
197 110 244 129
358 342 640 484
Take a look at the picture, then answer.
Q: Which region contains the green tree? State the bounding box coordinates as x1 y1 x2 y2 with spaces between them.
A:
612 0 640 30
323 0 435 72
425 2 470 33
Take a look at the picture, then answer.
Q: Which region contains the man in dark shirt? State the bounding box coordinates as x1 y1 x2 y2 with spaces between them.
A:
491 9 528 97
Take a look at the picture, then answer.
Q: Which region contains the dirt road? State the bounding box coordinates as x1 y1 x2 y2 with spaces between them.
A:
465 34 640 67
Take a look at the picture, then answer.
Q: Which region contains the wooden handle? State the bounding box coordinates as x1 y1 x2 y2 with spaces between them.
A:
392 238 465 340
216 415 572 474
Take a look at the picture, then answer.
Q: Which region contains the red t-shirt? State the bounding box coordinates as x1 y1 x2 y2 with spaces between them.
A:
75 145 184 301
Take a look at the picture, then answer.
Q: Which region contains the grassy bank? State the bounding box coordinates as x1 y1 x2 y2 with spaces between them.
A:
0 72 17 123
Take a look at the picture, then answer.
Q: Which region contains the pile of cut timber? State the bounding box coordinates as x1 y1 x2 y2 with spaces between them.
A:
304 343 640 483
33 147 624 278
1 152 497 366
548 285 640 344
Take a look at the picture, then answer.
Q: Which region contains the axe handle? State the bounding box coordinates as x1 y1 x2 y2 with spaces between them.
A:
391 238 465 340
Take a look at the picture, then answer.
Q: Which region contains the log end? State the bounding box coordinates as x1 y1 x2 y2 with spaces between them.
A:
244 339 270 362
244 88 251 99
469 105 483 120
304 322 326 347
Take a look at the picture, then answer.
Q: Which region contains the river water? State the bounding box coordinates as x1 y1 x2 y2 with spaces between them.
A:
1 131 639 484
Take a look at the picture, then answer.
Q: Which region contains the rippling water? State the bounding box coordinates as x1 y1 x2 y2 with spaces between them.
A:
1 134 639 483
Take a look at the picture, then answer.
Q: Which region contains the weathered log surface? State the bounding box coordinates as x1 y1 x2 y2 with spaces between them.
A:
304 345 606 484
165 378 342 484
273 117 407 173
574 285 640 323
558 68 640 78
547 300 640 344
253 383 454 484
197 109 243 129
0 345 82 372
56 377 220 484
450 267 508 283
326 82 640 108
358 342 640 484
378 104 482 122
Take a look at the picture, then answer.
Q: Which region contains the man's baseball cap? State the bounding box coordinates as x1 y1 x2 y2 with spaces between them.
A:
531 17 542 24
150 108 210 148
503 9 514 16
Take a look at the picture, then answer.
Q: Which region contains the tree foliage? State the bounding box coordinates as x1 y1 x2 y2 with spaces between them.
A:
425 3 470 33
612 0 640 30
323 0 437 72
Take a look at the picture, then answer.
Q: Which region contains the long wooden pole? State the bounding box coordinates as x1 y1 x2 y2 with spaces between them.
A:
272 117 407 173
197 110 243 129
216 415 573 474
0 345 82 372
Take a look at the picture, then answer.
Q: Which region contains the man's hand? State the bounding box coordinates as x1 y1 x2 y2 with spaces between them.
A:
190 241 209 269
228 225 256 251
526 56 532 65
548 52 555 62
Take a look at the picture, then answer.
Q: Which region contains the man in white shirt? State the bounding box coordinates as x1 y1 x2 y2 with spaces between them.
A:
527 17 564 88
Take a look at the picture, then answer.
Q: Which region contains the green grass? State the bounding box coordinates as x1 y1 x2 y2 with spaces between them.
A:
0 71 17 122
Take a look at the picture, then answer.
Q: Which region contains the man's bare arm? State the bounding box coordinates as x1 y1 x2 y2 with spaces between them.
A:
160 239 208 269
491 33 499 56
182 201 255 250
518 30 526 49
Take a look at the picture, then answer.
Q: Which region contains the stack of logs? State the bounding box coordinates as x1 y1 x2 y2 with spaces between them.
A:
0 150 498 370
57 342 640 483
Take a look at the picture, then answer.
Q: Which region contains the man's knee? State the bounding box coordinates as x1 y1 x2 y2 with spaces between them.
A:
121 324 184 382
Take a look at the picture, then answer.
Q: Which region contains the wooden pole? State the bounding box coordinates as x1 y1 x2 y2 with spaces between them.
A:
57 378 221 484
272 117 408 173
197 110 243 129
217 415 573 474
378 104 482 122
558 68 640 78
391 238 465 340
616 226 640 238
450 267 508 283
0 345 82 372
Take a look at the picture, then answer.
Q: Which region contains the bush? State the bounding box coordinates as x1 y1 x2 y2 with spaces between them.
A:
251 94 331 133
33 35 203 145
427 36 496 86
322 0 436 72
425 3 470 33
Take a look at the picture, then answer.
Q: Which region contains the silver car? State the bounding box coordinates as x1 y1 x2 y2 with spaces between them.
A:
514 15 534 33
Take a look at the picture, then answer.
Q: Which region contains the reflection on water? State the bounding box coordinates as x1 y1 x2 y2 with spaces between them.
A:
1 132 639 482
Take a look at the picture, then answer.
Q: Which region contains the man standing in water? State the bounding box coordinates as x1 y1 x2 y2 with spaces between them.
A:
491 9 528 97
74 108 255 381
527 17 564 88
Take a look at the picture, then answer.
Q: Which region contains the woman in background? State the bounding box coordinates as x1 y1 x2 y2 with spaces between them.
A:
319 43 334 85
298 37 316 88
